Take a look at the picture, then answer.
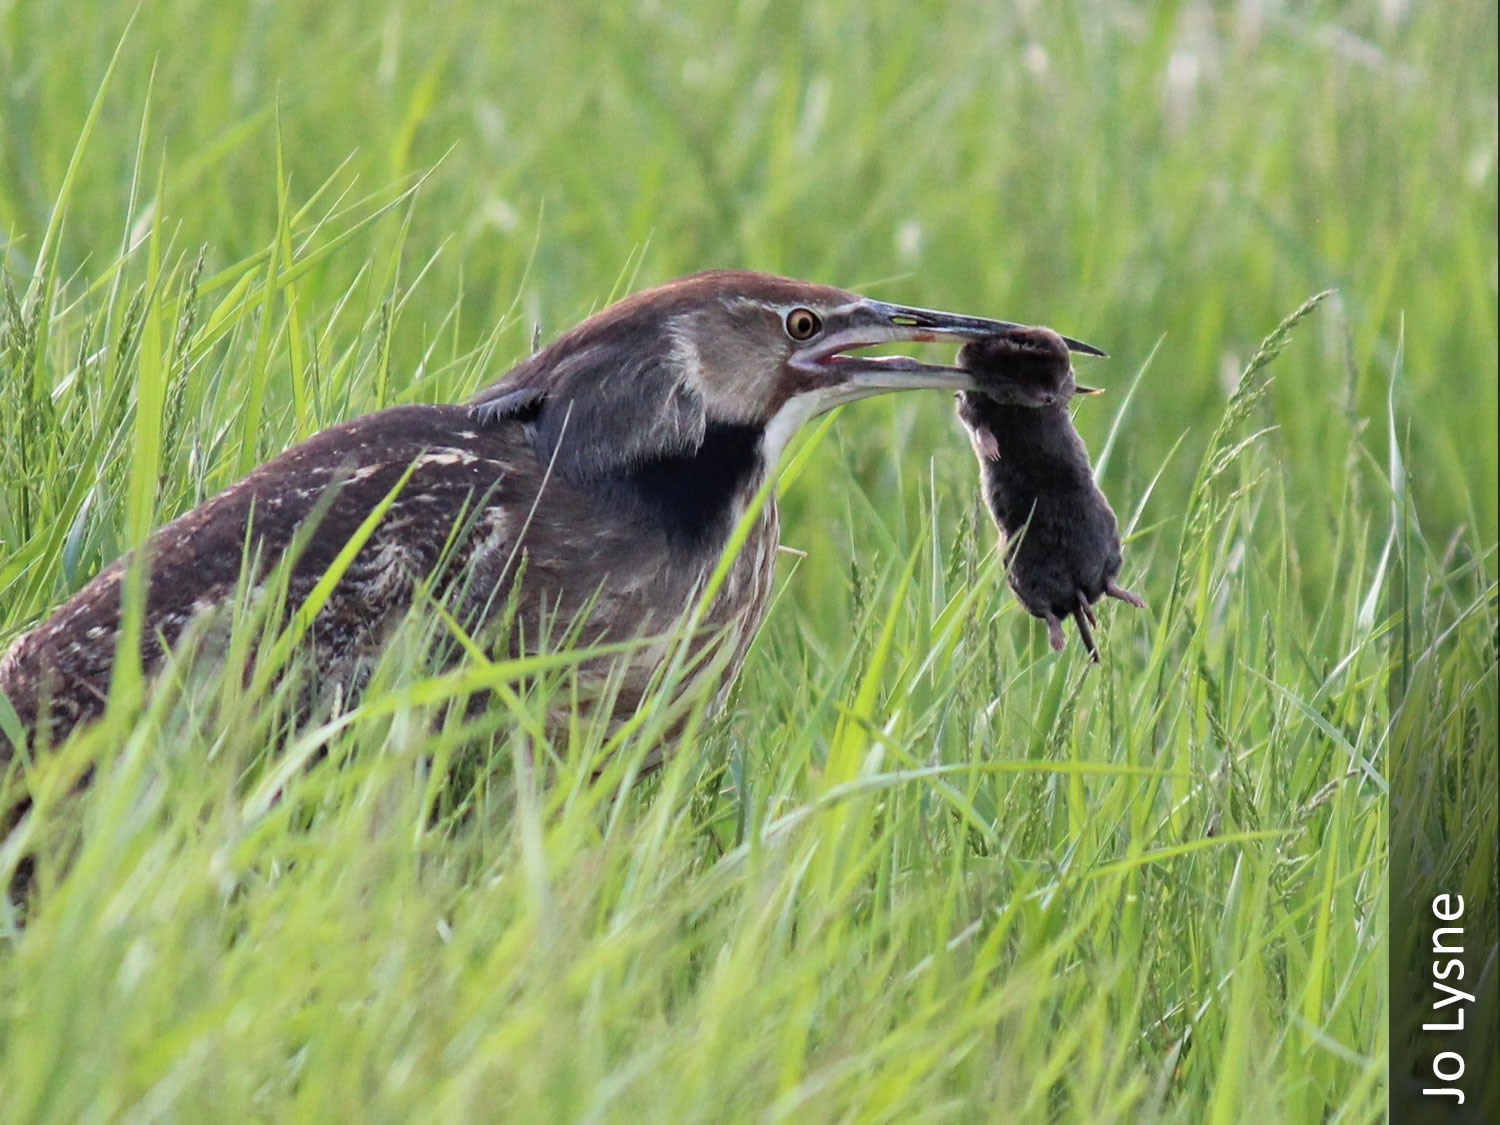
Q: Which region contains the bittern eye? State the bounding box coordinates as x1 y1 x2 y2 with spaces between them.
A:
784 308 822 341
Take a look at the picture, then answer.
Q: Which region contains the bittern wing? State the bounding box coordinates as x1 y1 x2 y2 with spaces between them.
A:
0 405 555 748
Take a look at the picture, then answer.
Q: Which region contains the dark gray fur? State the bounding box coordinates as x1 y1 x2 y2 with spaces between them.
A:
955 327 1144 660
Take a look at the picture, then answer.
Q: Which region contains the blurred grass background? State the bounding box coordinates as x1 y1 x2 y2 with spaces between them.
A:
0 0 1495 1120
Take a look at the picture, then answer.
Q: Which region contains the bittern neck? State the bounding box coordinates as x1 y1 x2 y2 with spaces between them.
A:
611 420 767 548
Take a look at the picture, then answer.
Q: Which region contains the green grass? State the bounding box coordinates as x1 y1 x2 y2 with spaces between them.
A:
0 1 1495 1120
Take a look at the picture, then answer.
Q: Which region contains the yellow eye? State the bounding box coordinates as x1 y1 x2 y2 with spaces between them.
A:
784 307 822 341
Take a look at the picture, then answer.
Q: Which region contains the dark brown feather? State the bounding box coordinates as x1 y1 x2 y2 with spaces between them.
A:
1 403 776 758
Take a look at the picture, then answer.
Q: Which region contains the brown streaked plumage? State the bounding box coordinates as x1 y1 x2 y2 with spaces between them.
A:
955 326 1145 660
1 270 1103 763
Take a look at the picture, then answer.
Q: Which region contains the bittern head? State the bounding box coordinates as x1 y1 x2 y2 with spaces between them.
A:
470 270 1102 480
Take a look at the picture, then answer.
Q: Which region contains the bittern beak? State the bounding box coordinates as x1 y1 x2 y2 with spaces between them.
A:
788 298 1105 407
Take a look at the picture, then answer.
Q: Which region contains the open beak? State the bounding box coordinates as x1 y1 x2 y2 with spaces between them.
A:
789 298 1106 407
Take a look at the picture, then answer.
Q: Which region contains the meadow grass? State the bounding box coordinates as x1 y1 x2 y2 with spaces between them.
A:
0 1 1495 1120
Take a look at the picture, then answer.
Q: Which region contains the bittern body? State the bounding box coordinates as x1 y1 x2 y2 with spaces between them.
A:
0 271 1097 759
